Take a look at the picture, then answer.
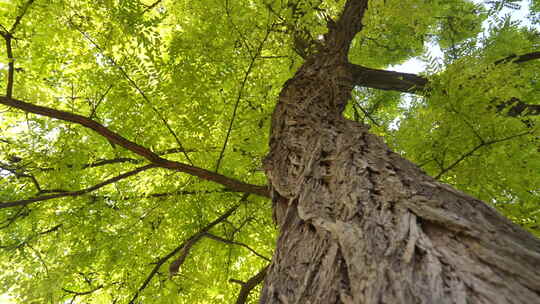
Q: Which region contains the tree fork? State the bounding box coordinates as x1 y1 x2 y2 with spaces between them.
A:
262 49 540 304
261 1 540 302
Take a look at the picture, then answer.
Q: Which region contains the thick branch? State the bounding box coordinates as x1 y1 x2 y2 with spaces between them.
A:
324 0 369 53
4 35 14 98
349 53 540 94
0 96 270 198
0 164 157 209
497 97 540 117
231 266 268 304
348 63 428 93
494 51 540 64
1 0 35 98
348 60 540 116
129 200 244 304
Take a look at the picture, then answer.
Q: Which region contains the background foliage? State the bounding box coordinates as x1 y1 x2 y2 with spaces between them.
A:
0 0 538 303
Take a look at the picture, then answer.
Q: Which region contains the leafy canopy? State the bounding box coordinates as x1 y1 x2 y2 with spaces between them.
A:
0 0 538 303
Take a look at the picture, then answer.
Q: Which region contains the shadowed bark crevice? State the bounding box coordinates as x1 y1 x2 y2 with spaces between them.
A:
261 1 540 302
263 70 540 301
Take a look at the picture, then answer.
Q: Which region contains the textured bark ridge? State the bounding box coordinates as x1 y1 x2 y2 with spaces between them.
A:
261 52 540 303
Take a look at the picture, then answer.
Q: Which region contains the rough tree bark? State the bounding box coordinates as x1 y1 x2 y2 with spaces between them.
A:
261 1 540 303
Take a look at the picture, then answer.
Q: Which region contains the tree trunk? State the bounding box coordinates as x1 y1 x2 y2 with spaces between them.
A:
261 52 540 303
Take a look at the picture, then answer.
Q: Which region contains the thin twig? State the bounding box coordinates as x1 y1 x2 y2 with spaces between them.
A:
9 0 35 33
62 285 103 296
38 223 62 235
0 23 8 34
417 158 435 168
225 0 254 56
0 164 157 209
0 161 42 192
70 189 233 204
354 103 380 127
204 233 271 261
26 243 49 274
1 223 62 250
129 196 247 304
215 26 272 172
0 207 30 229
0 96 270 198
37 147 201 171
447 105 485 143
72 25 194 165
435 131 531 179
89 84 113 119
141 0 162 14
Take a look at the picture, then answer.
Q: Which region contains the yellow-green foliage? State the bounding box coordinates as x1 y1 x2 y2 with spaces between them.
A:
0 0 539 303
